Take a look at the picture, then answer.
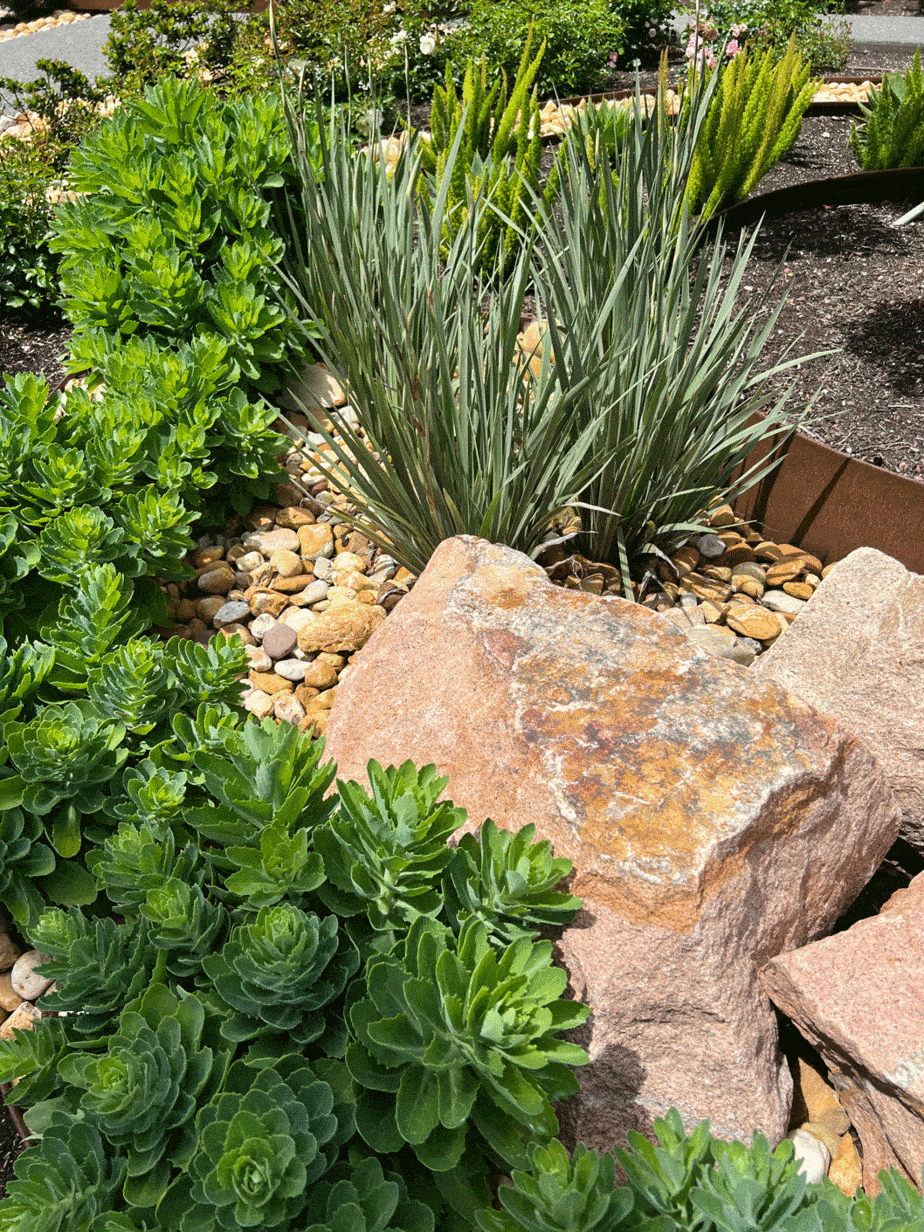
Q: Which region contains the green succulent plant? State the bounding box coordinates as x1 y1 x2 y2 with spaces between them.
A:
29 910 164 1033
40 565 149 695
0 635 54 724
88 819 201 915
346 916 590 1177
163 1058 350 1232
57 984 233 1210
475 1138 635 1232
107 763 190 830
223 816 325 909
315 761 465 946
299 1155 436 1232
186 719 337 856
4 701 129 856
443 819 583 947
0 1120 129 1232
0 511 39 629
0 780 55 928
51 77 309 399
202 904 360 1051
0 1013 72 1107
143 878 230 981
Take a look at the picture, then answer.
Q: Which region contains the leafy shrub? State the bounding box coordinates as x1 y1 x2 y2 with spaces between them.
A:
683 0 851 74
103 0 273 98
0 60 108 319
685 34 818 217
0 142 62 319
459 0 625 96
850 50 924 170
50 76 315 397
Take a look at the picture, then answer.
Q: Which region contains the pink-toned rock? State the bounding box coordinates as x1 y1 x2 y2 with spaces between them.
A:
761 870 924 1195
324 537 899 1157
754 548 924 853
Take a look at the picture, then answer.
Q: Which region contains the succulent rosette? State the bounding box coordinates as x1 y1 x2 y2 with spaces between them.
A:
0 1120 130 1232
168 1058 348 1232
346 916 590 1172
297 1156 435 1232
202 904 359 1051
57 985 232 1209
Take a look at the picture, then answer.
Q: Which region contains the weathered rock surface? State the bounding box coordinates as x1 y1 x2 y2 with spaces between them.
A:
325 536 899 1156
754 548 924 853
761 870 924 1196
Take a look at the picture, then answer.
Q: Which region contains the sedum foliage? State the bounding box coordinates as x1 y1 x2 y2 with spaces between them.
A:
850 49 924 170
347 916 588 1175
0 724 589 1230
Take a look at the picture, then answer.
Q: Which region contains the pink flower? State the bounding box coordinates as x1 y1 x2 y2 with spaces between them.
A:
707 54 718 68
726 39 739 56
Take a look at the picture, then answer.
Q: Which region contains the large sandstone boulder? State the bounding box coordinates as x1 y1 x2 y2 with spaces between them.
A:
324 537 899 1154
761 871 924 1196
754 548 924 852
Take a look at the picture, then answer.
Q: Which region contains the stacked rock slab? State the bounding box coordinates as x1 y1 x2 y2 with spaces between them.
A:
761 871 924 1196
753 547 924 853
324 536 899 1155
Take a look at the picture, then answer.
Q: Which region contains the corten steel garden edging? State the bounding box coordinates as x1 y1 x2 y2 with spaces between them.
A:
720 168 924 574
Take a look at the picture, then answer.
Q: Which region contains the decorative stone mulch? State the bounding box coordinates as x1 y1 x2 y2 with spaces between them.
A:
0 9 90 42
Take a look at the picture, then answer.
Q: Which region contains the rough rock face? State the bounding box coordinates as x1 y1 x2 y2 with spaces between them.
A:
761 871 924 1196
754 548 924 852
325 537 899 1154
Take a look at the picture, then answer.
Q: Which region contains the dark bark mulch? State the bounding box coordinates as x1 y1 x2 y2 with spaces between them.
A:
723 112 924 480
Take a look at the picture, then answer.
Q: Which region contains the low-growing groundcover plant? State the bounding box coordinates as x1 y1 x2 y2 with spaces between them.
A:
0 727 589 1229
2 728 923 1231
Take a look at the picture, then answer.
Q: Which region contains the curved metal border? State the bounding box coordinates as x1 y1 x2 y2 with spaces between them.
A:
723 171 924 572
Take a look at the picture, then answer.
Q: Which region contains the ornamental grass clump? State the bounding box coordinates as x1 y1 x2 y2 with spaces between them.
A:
418 34 547 272
275 64 820 584
850 49 924 170
275 92 618 575
684 32 818 217
536 68 817 576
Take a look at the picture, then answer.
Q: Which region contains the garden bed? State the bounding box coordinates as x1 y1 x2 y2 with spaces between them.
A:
724 116 924 481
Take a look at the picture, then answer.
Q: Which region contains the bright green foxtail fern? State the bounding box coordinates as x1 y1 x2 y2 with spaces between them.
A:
418 33 547 271
686 34 818 218
850 49 924 169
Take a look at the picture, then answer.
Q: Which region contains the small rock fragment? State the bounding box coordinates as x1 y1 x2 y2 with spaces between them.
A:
11 950 52 1002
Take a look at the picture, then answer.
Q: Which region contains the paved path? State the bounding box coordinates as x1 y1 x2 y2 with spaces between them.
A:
0 13 113 88
671 11 924 56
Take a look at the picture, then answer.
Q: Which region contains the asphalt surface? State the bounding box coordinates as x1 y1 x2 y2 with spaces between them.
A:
0 9 923 111
0 13 113 89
